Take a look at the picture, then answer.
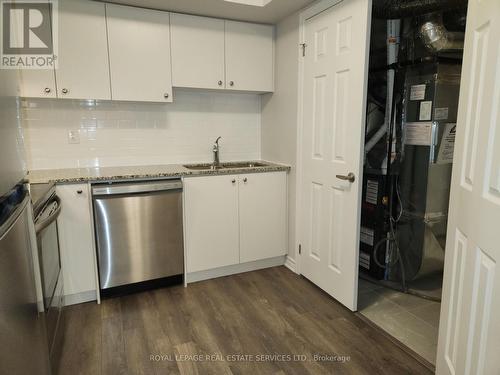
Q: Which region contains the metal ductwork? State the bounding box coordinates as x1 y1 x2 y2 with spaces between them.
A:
373 0 467 19
419 13 464 51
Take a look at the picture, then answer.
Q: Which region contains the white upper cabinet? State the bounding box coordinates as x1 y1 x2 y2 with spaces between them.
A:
19 70 57 99
171 15 274 92
171 14 225 90
15 6 56 99
106 4 173 102
17 5 274 99
57 0 110 100
239 172 287 263
225 21 274 92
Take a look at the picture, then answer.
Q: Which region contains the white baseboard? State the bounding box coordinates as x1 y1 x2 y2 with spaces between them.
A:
284 256 298 273
186 256 286 284
64 290 97 306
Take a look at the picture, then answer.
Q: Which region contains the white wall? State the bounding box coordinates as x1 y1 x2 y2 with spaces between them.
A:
0 70 27 195
261 12 300 265
22 89 261 170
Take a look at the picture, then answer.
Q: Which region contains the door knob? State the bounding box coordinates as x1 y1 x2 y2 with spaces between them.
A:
164 93 169 99
336 172 355 183
61 88 69 94
231 179 236 184
243 177 248 183
218 80 223 86
44 87 51 93
229 81 234 87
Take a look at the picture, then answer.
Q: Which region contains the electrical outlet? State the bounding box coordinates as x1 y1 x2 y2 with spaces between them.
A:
68 130 80 144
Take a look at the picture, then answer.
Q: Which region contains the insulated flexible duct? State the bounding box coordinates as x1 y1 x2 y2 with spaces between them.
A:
373 0 467 19
419 13 464 51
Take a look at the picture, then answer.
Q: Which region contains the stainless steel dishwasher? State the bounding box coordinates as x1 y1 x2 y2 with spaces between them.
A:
92 179 184 294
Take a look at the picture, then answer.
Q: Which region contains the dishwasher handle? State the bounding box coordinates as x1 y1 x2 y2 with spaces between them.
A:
92 180 183 196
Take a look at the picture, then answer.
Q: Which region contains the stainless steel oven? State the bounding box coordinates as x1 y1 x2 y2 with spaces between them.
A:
0 185 52 375
33 186 64 373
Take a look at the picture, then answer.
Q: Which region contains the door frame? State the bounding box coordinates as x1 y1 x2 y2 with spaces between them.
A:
294 0 372 296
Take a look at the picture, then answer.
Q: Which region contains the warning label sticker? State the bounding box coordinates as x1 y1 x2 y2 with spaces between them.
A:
404 122 433 146
437 123 457 164
419 101 433 121
434 107 449 120
410 84 426 101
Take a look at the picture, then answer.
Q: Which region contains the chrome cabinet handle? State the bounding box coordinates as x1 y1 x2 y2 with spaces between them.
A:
164 93 169 99
336 172 355 183
243 178 248 183
231 179 236 184
61 88 69 94
218 80 223 86
229 81 234 87
44 87 51 93
77 190 83 194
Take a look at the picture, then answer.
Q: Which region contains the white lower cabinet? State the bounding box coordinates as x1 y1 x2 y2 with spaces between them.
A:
53 172 286 298
239 172 287 263
184 172 287 274
184 174 239 273
56 183 97 304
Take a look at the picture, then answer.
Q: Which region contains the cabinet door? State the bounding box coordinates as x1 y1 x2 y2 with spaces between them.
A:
184 175 239 273
171 14 225 90
19 70 57 98
106 4 173 102
13 8 57 99
57 0 110 100
225 21 274 92
56 184 97 301
239 172 287 263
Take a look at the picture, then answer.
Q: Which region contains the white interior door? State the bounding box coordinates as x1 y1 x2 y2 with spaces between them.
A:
436 1 500 374
298 0 371 311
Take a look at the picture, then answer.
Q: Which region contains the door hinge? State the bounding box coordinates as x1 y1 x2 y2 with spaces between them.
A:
299 244 302 255
300 43 307 57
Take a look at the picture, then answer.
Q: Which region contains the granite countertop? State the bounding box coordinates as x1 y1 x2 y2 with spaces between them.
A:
28 161 291 184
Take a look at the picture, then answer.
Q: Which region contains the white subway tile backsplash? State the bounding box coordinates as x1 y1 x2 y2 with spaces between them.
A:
22 90 262 170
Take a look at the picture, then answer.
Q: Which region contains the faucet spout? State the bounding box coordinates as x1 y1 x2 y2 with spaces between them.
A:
213 136 222 168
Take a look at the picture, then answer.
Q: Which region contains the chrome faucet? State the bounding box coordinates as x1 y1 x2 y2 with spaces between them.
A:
213 136 222 169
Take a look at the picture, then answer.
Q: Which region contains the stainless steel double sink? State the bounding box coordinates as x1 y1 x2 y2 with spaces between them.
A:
183 161 268 171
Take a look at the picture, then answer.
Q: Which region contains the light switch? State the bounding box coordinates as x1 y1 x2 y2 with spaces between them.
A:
68 130 80 144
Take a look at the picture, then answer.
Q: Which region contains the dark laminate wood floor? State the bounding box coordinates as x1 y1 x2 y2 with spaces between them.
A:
58 266 432 375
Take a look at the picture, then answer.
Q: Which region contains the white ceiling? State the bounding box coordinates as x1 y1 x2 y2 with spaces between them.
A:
99 0 316 24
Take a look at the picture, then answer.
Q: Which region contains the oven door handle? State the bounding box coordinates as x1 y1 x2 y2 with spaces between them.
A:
35 196 62 234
